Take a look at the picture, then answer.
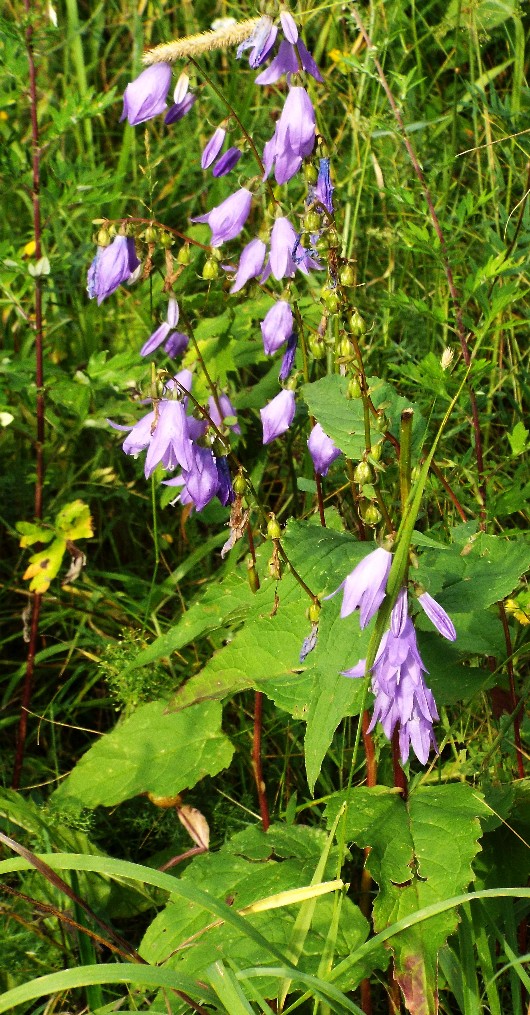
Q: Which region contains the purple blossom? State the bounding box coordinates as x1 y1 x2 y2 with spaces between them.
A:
208 393 241 434
165 92 196 125
267 218 303 279
326 547 392 629
183 446 220 511
230 238 267 293
255 38 323 86
201 127 226 169
280 12 298 43
192 188 252 247
343 617 439 766
120 63 172 126
279 331 297 381
262 87 315 185
215 456 234 506
236 16 278 67
261 389 296 444
87 236 140 305
310 158 334 215
261 300 294 354
115 398 193 479
212 147 242 177
140 298 187 358
418 592 457 641
391 588 408 637
308 423 341 476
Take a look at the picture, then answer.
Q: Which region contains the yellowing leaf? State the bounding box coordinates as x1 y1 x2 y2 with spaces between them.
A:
23 538 67 593
16 521 55 548
55 500 94 541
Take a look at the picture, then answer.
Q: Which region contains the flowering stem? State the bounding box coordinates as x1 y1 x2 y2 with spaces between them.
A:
13 2 45 791
399 409 413 510
252 691 270 831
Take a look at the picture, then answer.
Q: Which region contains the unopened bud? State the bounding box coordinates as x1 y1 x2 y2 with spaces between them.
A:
348 309 365 337
233 473 247 496
308 600 321 624
326 228 339 248
247 559 260 593
375 412 389 433
160 231 173 249
339 264 355 287
202 257 219 280
361 503 382 526
267 515 281 540
144 226 157 244
354 461 374 486
370 442 383 462
321 286 340 313
315 235 330 254
304 163 318 185
177 243 191 264
347 377 362 399
97 227 111 247
304 211 321 232
338 337 352 359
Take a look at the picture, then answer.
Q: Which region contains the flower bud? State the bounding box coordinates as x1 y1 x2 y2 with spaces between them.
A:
97 227 111 247
267 515 281 540
354 461 374 486
308 600 321 624
348 309 365 337
338 337 352 359
144 226 157 244
321 286 340 313
233 473 247 496
315 235 330 254
375 412 389 433
361 503 382 526
326 228 339 248
304 163 318 185
160 231 173 248
339 264 355 287
304 211 321 232
177 243 191 264
202 257 219 280
347 377 362 399
309 338 326 360
370 442 383 462
247 559 260 593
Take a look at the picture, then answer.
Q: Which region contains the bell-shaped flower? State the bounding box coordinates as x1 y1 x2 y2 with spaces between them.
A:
182 446 220 511
255 38 323 85
164 331 189 358
212 147 242 177
140 298 186 357
262 87 315 185
165 92 196 125
280 12 298 43
87 236 140 305
326 546 392 628
308 423 341 476
261 389 296 444
230 238 266 293
261 300 293 354
208 393 241 434
236 16 278 67
310 157 334 214
192 188 252 247
201 126 226 168
279 332 297 381
120 63 172 126
418 591 457 641
266 217 319 280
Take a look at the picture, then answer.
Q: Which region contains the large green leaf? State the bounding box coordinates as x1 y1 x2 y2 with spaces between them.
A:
140 824 385 994
52 700 234 808
325 784 488 1014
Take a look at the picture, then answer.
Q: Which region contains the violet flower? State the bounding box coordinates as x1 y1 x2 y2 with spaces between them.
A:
263 86 315 185
230 238 267 293
279 332 297 381
114 398 193 479
212 147 242 177
208 393 241 434
201 127 226 169
418 592 457 641
140 297 188 358
343 613 439 766
267 218 305 279
192 188 252 247
164 331 189 358
261 389 296 444
311 158 334 214
87 236 140 305
326 547 392 629
120 63 172 126
165 93 196 125
261 300 294 354
255 38 323 86
308 423 341 476
236 16 278 67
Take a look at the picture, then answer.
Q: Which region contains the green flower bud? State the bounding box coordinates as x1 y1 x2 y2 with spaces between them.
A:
315 235 330 254
177 244 191 264
160 231 173 249
354 461 374 486
247 560 260 593
348 309 365 337
267 515 281 540
144 226 157 244
370 442 383 462
347 377 362 399
309 338 327 360
233 473 247 496
361 503 382 526
308 600 321 624
326 228 339 248
97 227 111 247
202 257 219 280
304 163 318 185
375 412 389 433
339 264 355 287
338 337 352 359
304 211 321 232
321 286 340 313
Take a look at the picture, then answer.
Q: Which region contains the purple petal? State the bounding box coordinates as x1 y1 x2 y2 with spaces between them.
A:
212 147 242 177
418 592 457 641
120 63 172 126
201 126 226 169
260 389 296 444
230 238 267 293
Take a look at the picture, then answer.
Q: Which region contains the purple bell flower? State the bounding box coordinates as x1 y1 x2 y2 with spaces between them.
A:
261 389 296 444
215 456 234 506
120 63 172 126
279 331 297 381
236 16 278 67
261 300 294 354
255 38 323 86
307 423 341 476
140 297 186 357
201 126 226 169
262 87 315 185
343 615 439 766
326 546 392 629
266 217 319 280
182 446 220 511
280 12 298 43
212 146 242 177
418 592 457 641
230 238 267 293
208 393 241 434
164 331 189 358
192 188 252 247
310 158 334 215
114 398 193 479
87 235 140 305
165 92 196 125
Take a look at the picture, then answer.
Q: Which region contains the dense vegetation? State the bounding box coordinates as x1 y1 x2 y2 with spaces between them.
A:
1 1 530 1012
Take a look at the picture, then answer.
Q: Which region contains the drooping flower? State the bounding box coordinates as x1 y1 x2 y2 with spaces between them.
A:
280 12 298 43
140 297 188 358
279 331 297 381
308 423 341 476
236 15 278 67
261 389 296 444
120 63 172 126
326 546 392 628
343 613 439 766
263 86 316 185
266 217 319 280
418 591 457 641
201 126 226 168
192 188 252 247
212 146 242 177
87 235 140 305
255 38 323 86
229 238 267 293
208 393 241 434
310 158 334 215
261 300 293 354
165 92 196 125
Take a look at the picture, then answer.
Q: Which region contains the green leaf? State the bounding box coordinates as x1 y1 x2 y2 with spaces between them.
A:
55 499 94 540
325 784 488 1013
508 421 528 456
52 700 234 808
415 531 530 613
16 521 55 547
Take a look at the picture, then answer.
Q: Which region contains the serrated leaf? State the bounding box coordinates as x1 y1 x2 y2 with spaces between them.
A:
55 499 94 540
508 421 528 457
23 538 66 593
16 521 55 547
415 531 530 613
325 784 488 1014
52 700 234 808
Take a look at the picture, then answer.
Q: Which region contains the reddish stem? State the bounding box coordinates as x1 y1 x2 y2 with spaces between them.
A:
252 691 270 831
13 2 45 790
391 730 408 800
498 603 524 779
